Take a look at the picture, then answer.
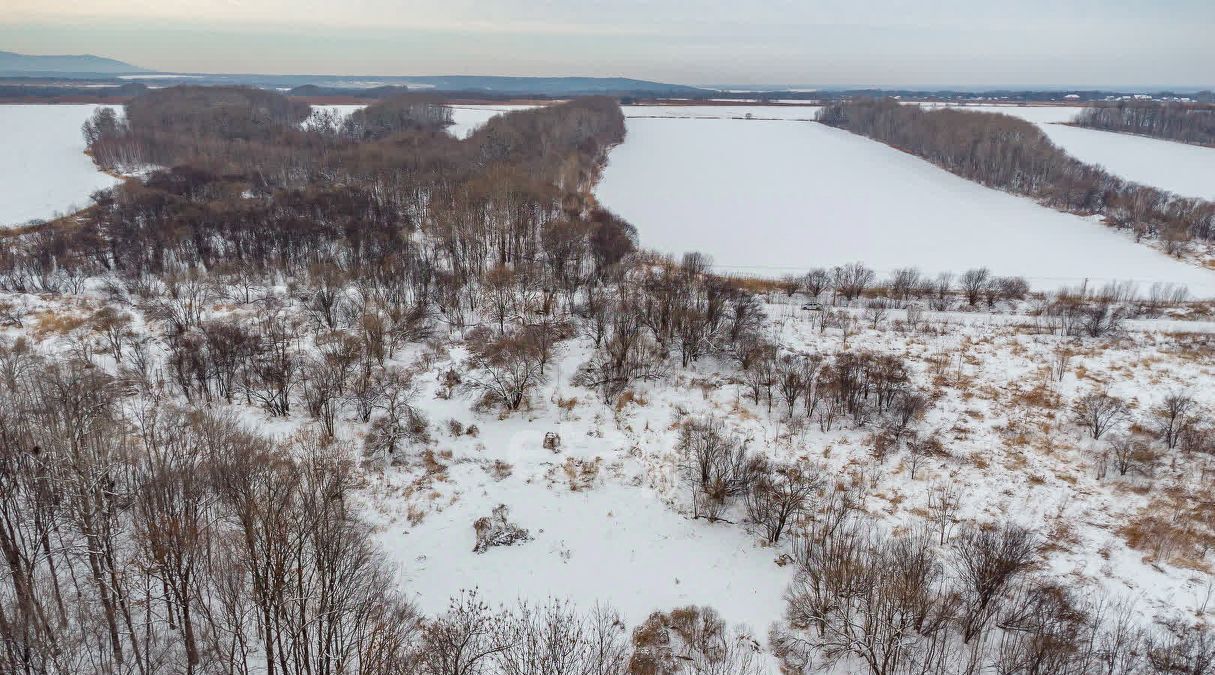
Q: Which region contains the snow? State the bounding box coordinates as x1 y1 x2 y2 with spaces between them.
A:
923 104 1215 201
350 294 1215 633
377 465 790 631
361 336 792 633
624 104 820 121
7 265 1214 644
0 104 122 228
596 115 1215 296
447 104 539 139
308 103 538 140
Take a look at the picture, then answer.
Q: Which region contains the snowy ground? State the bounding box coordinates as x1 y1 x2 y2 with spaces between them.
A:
307 103 539 139
921 103 1215 201
343 293 1215 637
623 104 820 121
596 115 1215 296
4 262 1212 650
447 104 539 139
0 104 121 228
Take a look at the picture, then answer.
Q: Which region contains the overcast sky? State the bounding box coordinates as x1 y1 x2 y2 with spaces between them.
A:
3 0 1213 87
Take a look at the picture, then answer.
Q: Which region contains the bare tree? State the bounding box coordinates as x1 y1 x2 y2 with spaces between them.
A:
746 464 823 544
419 590 510 675
1152 391 1196 450
927 483 961 544
832 263 875 303
1072 390 1130 440
462 326 547 411
959 268 990 307
804 268 831 298
952 523 1039 643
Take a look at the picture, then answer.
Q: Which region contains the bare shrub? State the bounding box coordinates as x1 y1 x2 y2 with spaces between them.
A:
745 464 823 544
677 418 763 521
952 523 1040 643
463 326 548 411
1072 390 1130 440
629 606 765 675
1152 391 1197 450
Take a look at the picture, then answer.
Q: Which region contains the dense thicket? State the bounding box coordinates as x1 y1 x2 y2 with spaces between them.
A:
22 87 630 301
1074 101 1215 146
819 98 1215 243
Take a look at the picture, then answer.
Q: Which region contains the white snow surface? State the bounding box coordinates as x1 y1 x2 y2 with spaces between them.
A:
363 337 792 633
0 104 122 228
7 278 1214 651
446 104 539 139
624 104 820 121
350 296 1215 638
596 115 1215 296
924 104 1215 201
308 103 538 140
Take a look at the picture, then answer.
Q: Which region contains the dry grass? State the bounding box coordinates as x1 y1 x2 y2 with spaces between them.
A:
34 311 88 336
557 457 602 491
420 450 449 479
1011 382 1060 410
614 389 649 411
1119 487 1215 572
488 460 513 481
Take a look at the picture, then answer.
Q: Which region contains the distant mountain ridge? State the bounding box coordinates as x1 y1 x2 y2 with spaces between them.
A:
193 73 711 97
0 50 147 75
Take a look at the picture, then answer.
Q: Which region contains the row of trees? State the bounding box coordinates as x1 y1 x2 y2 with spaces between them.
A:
819 98 1215 243
799 264 1027 307
1074 101 1215 147
419 594 769 675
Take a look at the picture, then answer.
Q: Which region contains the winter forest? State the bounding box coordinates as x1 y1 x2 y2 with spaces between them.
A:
1 82 1214 675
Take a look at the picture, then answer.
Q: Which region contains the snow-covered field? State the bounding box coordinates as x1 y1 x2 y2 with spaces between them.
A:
624 104 820 121
447 104 539 139
597 115 1215 296
924 104 1215 201
307 103 538 139
0 104 121 228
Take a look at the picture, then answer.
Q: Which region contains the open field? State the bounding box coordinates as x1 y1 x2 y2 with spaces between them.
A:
0 104 121 227
935 104 1215 201
308 103 539 139
596 114 1215 295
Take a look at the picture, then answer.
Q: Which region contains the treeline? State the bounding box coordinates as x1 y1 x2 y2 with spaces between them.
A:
1074 101 1215 147
19 87 630 302
314 94 454 140
818 98 1215 244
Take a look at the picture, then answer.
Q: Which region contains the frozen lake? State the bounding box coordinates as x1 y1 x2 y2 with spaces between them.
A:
0 104 121 228
596 115 1215 296
926 104 1215 201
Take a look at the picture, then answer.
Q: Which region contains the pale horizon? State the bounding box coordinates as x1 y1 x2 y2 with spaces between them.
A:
3 0 1214 88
